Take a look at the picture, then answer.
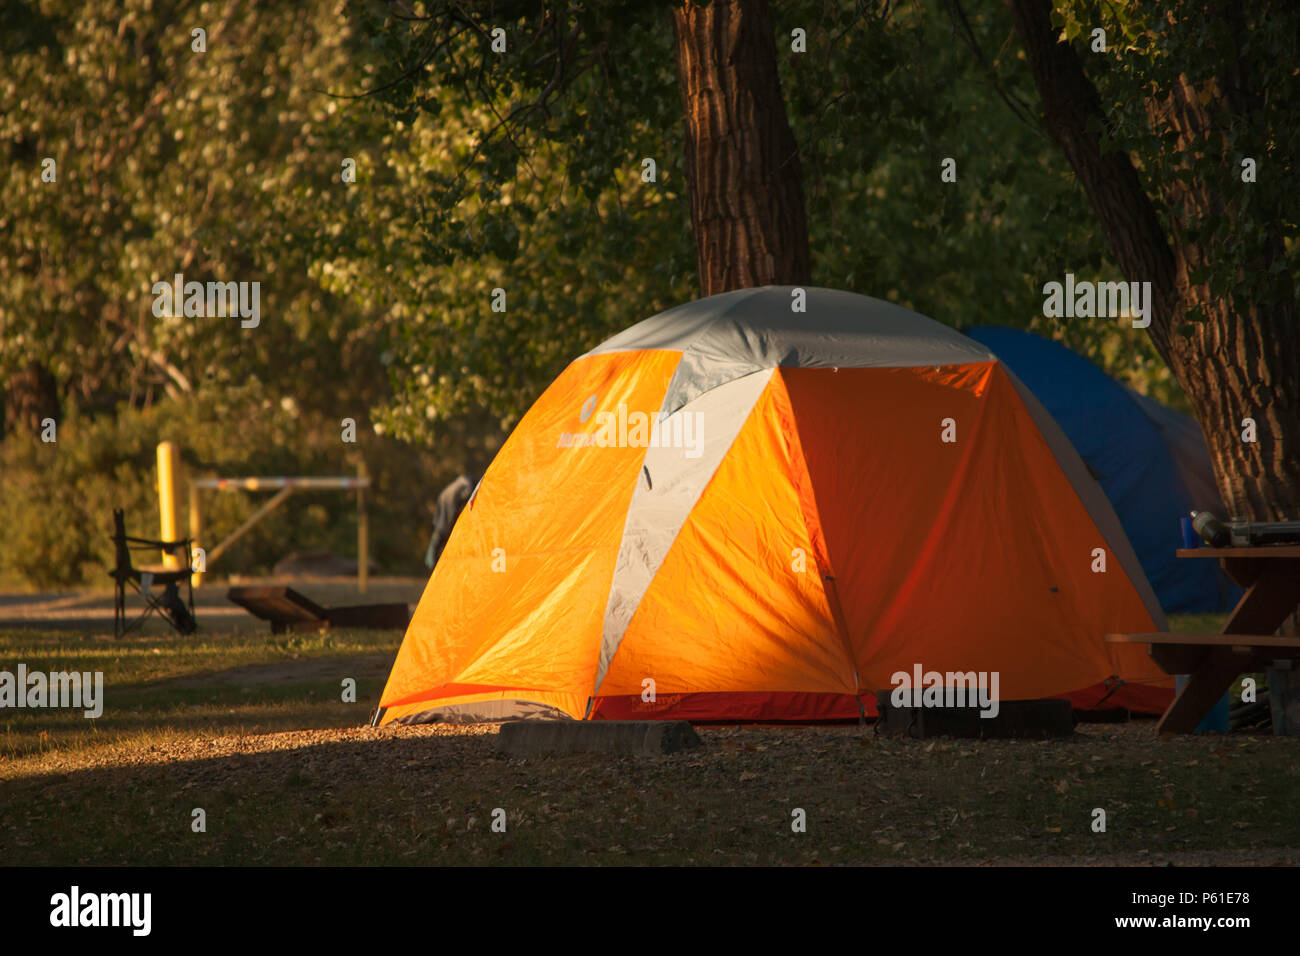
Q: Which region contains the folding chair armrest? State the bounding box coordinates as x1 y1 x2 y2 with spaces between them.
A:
121 535 191 554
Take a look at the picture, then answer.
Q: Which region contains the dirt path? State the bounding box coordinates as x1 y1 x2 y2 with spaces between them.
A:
0 576 424 632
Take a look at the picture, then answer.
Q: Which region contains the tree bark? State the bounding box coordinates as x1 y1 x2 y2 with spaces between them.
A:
1007 0 1300 521
4 360 60 439
672 0 812 296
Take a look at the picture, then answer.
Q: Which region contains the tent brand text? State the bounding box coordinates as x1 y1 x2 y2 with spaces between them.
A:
0 665 103 718
558 404 704 459
890 664 1000 718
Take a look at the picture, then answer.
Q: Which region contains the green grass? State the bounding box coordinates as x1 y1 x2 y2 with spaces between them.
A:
1167 613 1230 635
0 627 400 761
0 625 399 684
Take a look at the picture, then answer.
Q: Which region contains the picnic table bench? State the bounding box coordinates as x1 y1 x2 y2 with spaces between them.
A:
227 585 410 634
1107 545 1300 734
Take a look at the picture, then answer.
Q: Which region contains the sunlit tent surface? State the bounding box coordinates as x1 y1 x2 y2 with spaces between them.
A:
966 326 1240 614
379 288 1174 725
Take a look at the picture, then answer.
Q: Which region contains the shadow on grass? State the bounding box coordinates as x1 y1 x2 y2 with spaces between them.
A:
3 721 1298 866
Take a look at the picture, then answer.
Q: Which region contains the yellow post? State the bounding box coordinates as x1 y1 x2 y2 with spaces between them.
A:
189 479 203 588
357 460 369 595
156 441 182 569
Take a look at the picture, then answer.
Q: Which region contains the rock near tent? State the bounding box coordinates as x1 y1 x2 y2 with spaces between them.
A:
377 287 1174 725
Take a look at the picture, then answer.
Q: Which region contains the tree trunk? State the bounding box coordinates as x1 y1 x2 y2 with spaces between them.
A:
4 360 60 439
1007 0 1300 522
672 0 812 296
1175 280 1300 523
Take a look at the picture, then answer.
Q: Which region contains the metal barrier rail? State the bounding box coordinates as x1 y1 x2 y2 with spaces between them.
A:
157 442 371 593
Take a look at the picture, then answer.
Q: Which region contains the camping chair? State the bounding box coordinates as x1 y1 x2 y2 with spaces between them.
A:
108 508 197 638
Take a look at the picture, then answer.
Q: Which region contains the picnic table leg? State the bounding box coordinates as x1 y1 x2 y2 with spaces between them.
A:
1157 559 1300 734
1157 648 1253 734
1220 559 1300 635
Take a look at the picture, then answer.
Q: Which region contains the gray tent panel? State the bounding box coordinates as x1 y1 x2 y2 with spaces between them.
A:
594 369 774 691
585 286 995 415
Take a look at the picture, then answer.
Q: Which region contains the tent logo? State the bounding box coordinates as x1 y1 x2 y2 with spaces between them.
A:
634 692 682 712
890 664 1000 718
557 403 704 459
1041 272 1152 328
0 665 104 718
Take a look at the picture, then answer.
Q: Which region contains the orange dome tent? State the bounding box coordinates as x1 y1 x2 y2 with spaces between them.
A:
377 287 1173 725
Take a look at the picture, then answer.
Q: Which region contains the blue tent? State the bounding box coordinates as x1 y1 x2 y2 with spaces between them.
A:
967 326 1240 613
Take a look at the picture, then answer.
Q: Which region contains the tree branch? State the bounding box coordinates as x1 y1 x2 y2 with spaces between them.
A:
1005 0 1178 358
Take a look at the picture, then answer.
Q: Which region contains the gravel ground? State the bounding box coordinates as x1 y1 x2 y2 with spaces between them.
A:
6 719 1297 865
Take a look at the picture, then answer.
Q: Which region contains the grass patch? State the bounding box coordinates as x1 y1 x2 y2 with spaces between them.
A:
0 627 400 761
1167 613 1229 635
3 613 1297 866
2 724 1298 865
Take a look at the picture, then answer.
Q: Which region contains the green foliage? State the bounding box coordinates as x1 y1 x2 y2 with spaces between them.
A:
10 0 1272 588
346 0 1191 424
0 0 398 417
785 0 1189 407
1051 0 1300 327
335 0 696 439
0 389 439 588
0 1 480 586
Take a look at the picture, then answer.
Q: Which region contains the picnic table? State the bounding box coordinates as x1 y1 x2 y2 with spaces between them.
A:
1107 545 1300 734
226 585 410 634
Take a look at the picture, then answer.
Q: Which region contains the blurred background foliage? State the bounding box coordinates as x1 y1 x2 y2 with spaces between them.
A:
1 0 1192 588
